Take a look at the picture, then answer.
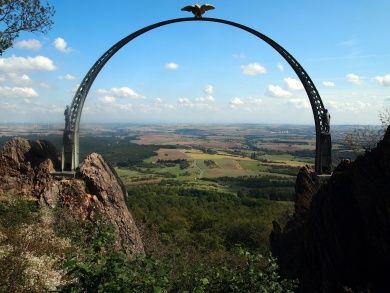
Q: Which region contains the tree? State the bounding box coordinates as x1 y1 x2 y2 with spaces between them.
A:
0 0 55 54
379 107 390 129
344 126 382 155
344 108 390 156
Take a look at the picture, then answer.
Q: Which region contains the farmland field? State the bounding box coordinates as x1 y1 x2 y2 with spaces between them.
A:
0 122 365 290
0 123 355 201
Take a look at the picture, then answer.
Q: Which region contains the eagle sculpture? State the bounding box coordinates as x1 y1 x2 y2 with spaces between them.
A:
181 4 215 18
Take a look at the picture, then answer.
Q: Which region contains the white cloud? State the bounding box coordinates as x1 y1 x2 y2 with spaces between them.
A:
328 100 371 113
9 73 31 84
177 96 214 110
0 103 17 110
0 86 38 98
26 103 64 113
267 84 292 98
277 63 284 71
0 73 31 85
100 96 116 104
165 62 179 70
115 104 132 111
0 55 56 72
191 85 215 103
53 37 72 53
288 98 310 109
97 87 140 98
15 39 42 50
346 73 363 85
177 84 218 109
38 82 50 89
230 97 244 108
375 74 390 86
195 95 215 103
284 77 304 90
241 63 267 76
204 85 213 95
43 104 64 113
153 98 175 110
248 97 262 105
322 81 335 87
178 97 193 107
59 74 76 80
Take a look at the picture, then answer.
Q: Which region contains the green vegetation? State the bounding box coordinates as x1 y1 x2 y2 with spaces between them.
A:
0 125 325 291
126 184 293 253
79 136 159 166
0 186 296 292
0 0 55 54
204 159 218 168
60 218 297 292
0 198 69 292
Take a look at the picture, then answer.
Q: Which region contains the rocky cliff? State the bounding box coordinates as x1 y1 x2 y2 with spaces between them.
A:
271 127 390 292
0 137 144 256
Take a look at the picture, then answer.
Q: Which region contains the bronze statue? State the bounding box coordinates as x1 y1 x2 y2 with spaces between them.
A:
322 109 330 132
64 105 70 130
181 4 215 18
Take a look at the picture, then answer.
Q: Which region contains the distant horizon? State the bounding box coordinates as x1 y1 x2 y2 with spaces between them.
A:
0 1 389 125
0 121 383 127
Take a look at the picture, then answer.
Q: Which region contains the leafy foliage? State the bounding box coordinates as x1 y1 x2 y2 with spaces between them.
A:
344 126 383 155
0 0 55 54
126 184 293 253
59 220 169 292
343 108 390 156
60 219 297 292
379 107 390 128
0 199 39 291
0 198 68 292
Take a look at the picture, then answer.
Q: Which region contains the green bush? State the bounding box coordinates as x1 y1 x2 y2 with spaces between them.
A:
60 220 297 292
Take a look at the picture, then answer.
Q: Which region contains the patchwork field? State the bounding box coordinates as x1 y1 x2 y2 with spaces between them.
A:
119 147 312 188
154 148 189 161
132 134 242 149
257 141 315 152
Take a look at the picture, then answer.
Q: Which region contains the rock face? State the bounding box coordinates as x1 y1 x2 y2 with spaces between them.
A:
2 138 60 169
0 137 144 256
271 126 390 292
78 153 144 255
0 138 58 197
270 165 320 280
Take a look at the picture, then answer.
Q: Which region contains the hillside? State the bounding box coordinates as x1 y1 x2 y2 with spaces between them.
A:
0 137 296 292
0 138 143 290
1 127 389 292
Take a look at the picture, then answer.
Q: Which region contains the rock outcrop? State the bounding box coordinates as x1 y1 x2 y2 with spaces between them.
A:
0 137 144 256
0 138 58 197
78 153 144 255
270 165 320 279
271 127 390 292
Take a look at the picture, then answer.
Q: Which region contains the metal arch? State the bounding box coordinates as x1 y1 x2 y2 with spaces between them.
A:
62 17 332 174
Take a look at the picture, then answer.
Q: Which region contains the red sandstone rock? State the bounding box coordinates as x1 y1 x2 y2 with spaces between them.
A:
0 138 144 256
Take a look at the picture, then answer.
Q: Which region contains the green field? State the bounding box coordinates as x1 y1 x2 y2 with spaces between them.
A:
117 148 308 184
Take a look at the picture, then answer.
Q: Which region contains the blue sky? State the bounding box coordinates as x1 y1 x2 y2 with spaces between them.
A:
1 0 390 125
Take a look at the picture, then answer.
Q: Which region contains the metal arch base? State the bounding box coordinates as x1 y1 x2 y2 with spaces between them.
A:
62 17 332 174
